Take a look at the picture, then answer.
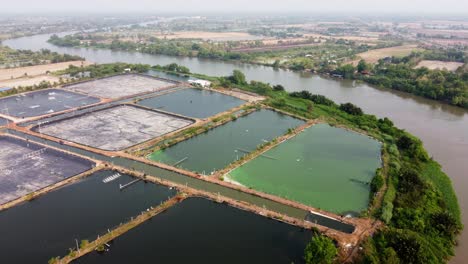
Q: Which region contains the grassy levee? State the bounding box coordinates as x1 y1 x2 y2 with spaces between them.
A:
421 160 462 225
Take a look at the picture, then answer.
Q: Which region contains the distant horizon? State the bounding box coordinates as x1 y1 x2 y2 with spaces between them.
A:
1 12 468 21
0 0 467 17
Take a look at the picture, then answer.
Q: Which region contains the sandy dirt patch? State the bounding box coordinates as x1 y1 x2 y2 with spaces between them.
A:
0 61 90 81
415 60 464 72
0 75 60 88
353 45 422 64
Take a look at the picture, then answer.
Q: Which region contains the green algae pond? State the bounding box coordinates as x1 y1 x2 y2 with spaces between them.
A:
148 109 304 174
227 124 382 214
137 88 245 119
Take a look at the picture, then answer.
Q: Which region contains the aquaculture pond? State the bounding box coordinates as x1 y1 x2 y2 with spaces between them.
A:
228 124 382 214
149 109 304 174
0 117 8 126
36 105 193 151
0 135 94 205
0 89 100 118
137 88 245 119
0 170 175 263
74 198 312 264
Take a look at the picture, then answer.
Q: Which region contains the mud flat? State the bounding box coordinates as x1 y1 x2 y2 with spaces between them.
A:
0 88 100 118
35 105 194 151
63 74 176 99
227 124 382 214
73 198 312 264
137 88 245 119
149 109 304 174
0 170 175 263
0 135 94 205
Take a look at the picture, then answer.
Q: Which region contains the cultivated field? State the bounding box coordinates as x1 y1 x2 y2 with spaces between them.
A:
37 105 193 151
415 60 464 72
63 74 175 99
354 44 421 64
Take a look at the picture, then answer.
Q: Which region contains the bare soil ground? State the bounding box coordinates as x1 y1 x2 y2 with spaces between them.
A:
215 88 266 102
0 75 60 87
353 45 421 64
0 61 90 81
415 60 464 72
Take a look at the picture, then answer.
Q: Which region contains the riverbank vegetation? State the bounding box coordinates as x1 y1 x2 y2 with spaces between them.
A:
48 33 466 109
304 233 338 264
0 45 84 68
47 33 377 67
345 51 468 109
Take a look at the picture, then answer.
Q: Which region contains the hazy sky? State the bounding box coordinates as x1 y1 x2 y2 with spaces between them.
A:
0 0 467 14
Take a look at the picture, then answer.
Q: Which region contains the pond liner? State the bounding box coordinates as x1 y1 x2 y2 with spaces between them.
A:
305 212 355 234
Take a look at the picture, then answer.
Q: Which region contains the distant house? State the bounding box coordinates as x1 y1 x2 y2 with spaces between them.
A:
188 79 212 88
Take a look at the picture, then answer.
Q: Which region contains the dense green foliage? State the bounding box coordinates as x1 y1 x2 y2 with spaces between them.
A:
331 50 468 109
48 34 253 62
47 33 371 69
413 49 466 63
213 70 462 264
61 63 151 79
361 62 467 108
339 102 364 116
304 234 338 264
359 129 462 264
160 63 190 74
0 45 83 67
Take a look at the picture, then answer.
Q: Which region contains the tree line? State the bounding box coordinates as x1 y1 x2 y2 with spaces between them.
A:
327 55 468 109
